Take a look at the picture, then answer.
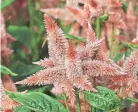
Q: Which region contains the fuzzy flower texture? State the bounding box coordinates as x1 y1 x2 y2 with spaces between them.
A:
16 14 138 105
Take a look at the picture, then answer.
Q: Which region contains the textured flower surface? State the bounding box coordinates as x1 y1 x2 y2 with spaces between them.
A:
109 49 138 97
1 76 19 112
0 12 15 57
16 14 126 105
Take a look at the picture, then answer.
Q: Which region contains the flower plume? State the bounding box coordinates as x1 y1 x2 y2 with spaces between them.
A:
16 14 130 105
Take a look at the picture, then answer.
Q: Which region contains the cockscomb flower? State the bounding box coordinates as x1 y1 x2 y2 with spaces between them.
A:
125 2 137 41
104 0 126 29
123 49 138 76
44 14 68 65
109 49 138 97
132 22 138 44
1 76 20 112
40 8 75 24
0 12 15 57
16 14 126 105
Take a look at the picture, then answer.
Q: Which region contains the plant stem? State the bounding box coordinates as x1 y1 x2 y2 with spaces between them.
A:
91 78 96 112
84 98 87 112
96 17 101 39
63 94 70 112
75 89 81 112
109 24 115 58
28 0 39 61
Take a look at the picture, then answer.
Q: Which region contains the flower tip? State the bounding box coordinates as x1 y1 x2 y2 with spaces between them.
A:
15 81 22 85
44 13 48 18
92 88 98 92
120 71 127 75
32 61 39 65
40 8 45 12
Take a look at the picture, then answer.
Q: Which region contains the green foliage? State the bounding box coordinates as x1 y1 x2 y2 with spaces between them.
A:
7 25 31 48
10 62 42 81
1 65 18 76
61 21 72 33
95 17 101 38
84 86 121 111
120 41 138 51
120 98 132 109
27 0 45 61
28 85 53 93
99 14 108 23
6 91 67 112
120 97 138 109
1 0 15 9
113 53 124 62
119 98 138 110
75 89 81 112
64 33 86 42
107 108 120 112
112 41 138 62
14 106 32 112
28 86 47 93
126 97 138 103
122 1 128 12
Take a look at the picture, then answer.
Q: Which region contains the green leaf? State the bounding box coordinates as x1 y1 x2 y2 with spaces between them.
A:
64 33 86 42
120 98 132 109
14 105 32 112
1 0 15 9
120 97 138 109
107 107 120 112
113 53 124 62
6 91 67 112
100 14 108 22
28 85 53 93
10 62 42 81
122 1 128 12
1 65 18 76
127 43 138 50
121 41 138 50
7 25 31 48
75 89 81 112
61 21 72 33
84 86 121 111
5 16 11 28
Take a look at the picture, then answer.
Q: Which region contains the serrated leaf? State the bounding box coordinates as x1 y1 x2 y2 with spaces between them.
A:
96 86 120 103
107 107 120 112
14 105 32 112
1 65 18 76
84 86 121 111
6 91 67 112
1 0 15 9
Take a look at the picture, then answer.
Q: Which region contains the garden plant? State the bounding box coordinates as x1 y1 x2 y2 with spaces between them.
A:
1 0 138 112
